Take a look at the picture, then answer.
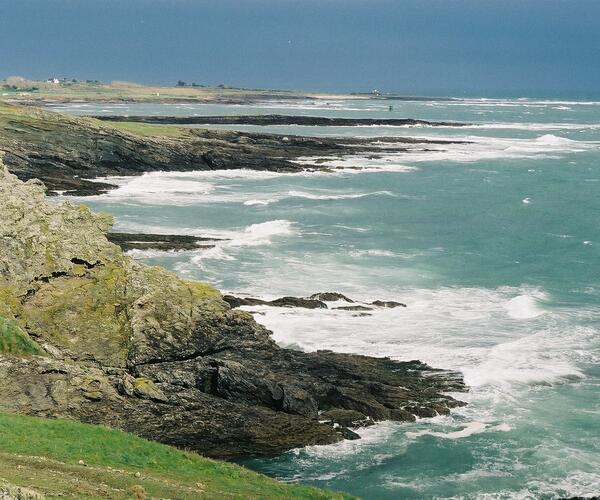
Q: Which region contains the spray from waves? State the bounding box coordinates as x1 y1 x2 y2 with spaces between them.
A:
503 294 545 319
221 219 297 247
241 285 588 389
120 220 299 274
297 134 599 169
72 133 595 197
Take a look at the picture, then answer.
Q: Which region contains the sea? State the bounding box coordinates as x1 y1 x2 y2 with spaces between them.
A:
55 97 600 499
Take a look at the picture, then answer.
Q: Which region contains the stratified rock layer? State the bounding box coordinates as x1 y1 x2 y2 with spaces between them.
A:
0 163 466 458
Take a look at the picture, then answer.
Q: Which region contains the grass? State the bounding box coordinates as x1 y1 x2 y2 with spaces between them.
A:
107 121 190 138
0 100 188 140
0 412 352 499
0 317 44 356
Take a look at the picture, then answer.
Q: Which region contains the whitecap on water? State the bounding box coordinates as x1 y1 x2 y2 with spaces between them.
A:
503 294 545 319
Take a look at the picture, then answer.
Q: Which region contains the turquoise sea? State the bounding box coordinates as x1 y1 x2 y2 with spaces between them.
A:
57 97 600 499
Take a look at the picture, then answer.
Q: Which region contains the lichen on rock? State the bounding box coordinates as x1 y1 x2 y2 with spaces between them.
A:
0 159 467 458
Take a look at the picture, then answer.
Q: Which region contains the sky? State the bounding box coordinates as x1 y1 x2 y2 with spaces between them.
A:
1 0 599 97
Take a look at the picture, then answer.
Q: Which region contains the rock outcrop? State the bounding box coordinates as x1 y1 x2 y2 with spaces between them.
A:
0 102 470 196
0 163 466 458
223 293 406 311
94 114 469 127
107 232 221 252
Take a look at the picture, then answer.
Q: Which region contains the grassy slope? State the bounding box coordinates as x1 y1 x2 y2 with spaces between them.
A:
0 99 198 146
0 412 351 499
107 120 190 138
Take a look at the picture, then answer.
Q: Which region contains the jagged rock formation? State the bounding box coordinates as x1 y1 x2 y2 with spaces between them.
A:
0 163 466 458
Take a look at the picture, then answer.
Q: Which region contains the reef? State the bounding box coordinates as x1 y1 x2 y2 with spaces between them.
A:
94 114 469 127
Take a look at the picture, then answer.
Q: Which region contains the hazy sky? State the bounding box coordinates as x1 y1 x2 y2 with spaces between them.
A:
1 0 599 97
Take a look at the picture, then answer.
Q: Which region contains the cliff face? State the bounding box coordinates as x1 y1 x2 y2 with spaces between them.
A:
0 162 466 458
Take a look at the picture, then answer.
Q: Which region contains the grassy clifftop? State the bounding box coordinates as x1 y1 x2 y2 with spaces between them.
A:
0 412 349 499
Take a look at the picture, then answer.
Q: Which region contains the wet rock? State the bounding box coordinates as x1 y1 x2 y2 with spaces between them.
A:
309 292 354 303
107 232 221 252
269 297 328 309
96 114 470 128
372 300 407 308
338 427 361 440
222 295 266 308
333 305 373 311
223 295 327 309
320 409 374 428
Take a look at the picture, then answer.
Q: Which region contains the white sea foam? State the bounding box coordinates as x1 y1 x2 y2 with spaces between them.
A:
294 134 598 170
190 246 236 264
405 421 511 440
241 286 585 391
226 219 296 247
291 421 398 460
503 294 545 319
348 249 399 258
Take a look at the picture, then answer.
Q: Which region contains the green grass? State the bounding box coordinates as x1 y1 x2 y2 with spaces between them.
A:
107 121 190 138
0 317 44 356
0 412 352 499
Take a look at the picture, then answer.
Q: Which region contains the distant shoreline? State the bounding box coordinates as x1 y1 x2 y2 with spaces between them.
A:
1 77 458 105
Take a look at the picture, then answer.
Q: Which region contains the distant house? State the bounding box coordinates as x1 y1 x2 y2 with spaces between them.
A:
47 78 60 84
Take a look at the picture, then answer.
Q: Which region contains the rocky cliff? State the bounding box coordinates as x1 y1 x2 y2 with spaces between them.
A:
0 161 466 458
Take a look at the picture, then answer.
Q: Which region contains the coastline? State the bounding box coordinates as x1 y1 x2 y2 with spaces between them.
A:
2 84 598 498
0 101 468 196
0 163 467 459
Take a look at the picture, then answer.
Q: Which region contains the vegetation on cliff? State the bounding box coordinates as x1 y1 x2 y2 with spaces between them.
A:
0 156 465 461
0 316 43 356
0 412 349 499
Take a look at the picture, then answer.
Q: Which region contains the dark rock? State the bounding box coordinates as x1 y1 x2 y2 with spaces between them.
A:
222 295 269 308
310 292 354 303
372 300 407 308
95 114 470 128
224 295 327 310
320 409 374 428
333 305 373 311
269 297 328 309
338 427 361 440
107 232 221 252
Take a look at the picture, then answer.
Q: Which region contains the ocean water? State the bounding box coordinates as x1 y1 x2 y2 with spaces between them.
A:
58 98 600 499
